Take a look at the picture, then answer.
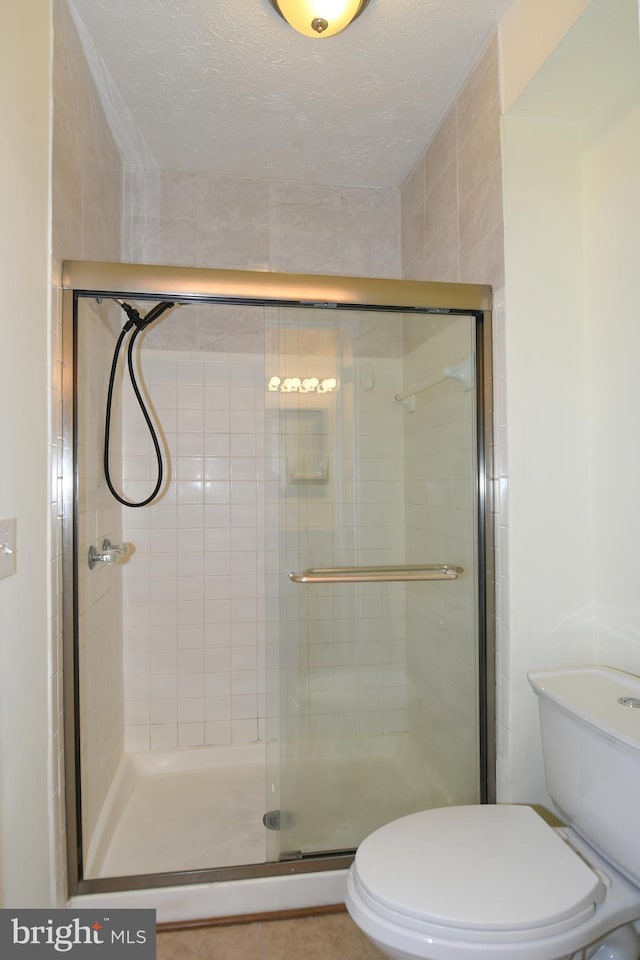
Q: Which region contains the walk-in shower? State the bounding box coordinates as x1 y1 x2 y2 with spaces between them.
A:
62 262 494 903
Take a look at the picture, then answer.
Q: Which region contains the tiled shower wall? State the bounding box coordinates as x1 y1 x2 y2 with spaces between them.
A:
274 317 409 746
123 174 400 278
52 0 123 263
121 339 268 751
119 307 410 751
118 170 406 751
400 35 504 292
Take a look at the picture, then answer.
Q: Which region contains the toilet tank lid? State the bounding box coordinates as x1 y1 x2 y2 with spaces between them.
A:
528 666 640 752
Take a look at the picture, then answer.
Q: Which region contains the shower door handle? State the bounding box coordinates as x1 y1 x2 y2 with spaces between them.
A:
288 564 463 584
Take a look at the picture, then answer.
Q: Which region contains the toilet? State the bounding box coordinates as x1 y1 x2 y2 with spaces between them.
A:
346 666 640 960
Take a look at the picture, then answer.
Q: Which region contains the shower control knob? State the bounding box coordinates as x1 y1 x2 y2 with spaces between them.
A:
0 517 17 579
88 539 135 570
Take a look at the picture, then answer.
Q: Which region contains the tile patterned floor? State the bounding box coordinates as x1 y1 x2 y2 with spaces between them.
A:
157 912 386 959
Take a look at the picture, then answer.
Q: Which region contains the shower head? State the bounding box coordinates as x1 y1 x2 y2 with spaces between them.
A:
142 301 175 327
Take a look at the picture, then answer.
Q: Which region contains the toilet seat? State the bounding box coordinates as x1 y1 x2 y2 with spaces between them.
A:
353 805 605 941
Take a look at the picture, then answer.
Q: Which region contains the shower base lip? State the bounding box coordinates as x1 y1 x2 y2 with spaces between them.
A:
68 866 351 924
126 742 264 775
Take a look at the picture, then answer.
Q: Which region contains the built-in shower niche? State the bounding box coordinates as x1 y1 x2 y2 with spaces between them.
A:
284 423 329 487
66 267 490 893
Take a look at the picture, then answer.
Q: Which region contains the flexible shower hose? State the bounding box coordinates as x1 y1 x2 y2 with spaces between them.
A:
104 301 174 507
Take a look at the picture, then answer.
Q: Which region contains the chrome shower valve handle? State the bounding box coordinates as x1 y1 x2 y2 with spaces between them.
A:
88 539 134 570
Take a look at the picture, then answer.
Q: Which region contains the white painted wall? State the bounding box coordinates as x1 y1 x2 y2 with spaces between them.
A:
0 0 54 907
499 0 590 112
501 116 594 802
584 94 640 669
499 0 640 803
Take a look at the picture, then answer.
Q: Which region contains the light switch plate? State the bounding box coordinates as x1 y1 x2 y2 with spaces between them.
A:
0 517 17 579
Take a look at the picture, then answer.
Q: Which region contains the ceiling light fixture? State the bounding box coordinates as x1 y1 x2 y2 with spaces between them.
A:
268 0 371 38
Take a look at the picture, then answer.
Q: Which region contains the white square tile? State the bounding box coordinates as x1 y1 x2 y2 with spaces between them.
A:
176 362 203 386
124 697 149 726
178 722 205 747
149 650 178 675
124 625 150 651
205 721 231 745
124 725 150 751
231 622 257 645
149 625 178 650
149 675 177 699
149 699 177 724
177 623 204 648
204 385 230 409
124 652 149 677
178 576 203 601
178 673 205 698
204 600 232 625
177 599 204 625
203 362 230 386
231 719 258 743
205 647 232 672
178 553 204 577
149 600 178 625
178 698 204 722
178 527 204 552
177 384 203 409
232 671 258 695
150 724 178 750
230 435 256 457
205 697 231 721
204 573 231 599
231 694 257 719
125 676 150 701
179 648 204 674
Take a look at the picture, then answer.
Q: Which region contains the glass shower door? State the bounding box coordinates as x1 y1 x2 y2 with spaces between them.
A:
265 305 481 860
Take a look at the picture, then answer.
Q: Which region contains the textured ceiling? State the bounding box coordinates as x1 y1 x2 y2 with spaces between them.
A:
68 0 515 188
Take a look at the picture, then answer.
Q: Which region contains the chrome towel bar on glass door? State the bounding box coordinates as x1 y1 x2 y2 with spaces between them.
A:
288 564 463 584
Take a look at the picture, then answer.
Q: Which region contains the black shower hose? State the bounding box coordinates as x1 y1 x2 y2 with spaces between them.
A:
104 302 174 507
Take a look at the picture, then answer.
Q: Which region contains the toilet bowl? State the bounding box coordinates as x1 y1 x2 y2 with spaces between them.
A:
346 804 640 960
345 667 640 960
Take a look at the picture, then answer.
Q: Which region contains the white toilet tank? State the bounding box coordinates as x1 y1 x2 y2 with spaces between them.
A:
529 665 640 886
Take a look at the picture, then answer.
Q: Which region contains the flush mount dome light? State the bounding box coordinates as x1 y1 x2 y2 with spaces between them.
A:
269 0 371 38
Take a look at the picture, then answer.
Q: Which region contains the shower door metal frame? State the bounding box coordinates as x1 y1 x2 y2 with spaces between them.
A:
61 261 495 897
